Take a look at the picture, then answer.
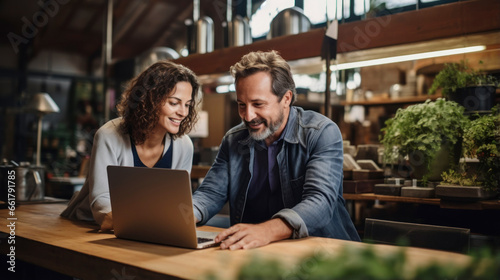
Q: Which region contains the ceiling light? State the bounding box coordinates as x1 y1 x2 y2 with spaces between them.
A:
330 45 486 71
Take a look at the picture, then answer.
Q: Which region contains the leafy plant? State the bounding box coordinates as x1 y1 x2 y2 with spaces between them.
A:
428 60 498 98
440 108 500 192
463 112 499 157
225 245 500 280
441 169 480 187
366 0 387 18
380 98 469 182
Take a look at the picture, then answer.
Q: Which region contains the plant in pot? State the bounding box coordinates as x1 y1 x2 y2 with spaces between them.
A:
438 109 500 199
380 98 470 186
428 60 498 113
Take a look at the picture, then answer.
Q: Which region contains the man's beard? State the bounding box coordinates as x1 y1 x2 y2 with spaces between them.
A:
244 108 284 141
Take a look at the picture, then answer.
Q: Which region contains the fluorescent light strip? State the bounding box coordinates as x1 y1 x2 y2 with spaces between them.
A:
330 45 486 71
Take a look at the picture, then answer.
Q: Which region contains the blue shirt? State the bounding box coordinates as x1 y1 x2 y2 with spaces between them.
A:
242 122 289 223
131 137 173 168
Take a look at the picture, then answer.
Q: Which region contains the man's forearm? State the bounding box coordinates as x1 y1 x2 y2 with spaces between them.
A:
262 218 293 242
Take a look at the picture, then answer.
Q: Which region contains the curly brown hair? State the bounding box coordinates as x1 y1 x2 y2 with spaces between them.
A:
116 60 201 145
230 50 296 105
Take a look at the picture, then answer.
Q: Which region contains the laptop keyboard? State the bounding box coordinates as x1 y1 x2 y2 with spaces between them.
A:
197 237 214 244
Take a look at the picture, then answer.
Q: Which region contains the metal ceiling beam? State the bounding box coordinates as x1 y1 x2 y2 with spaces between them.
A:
102 0 113 122
112 0 150 46
151 1 193 51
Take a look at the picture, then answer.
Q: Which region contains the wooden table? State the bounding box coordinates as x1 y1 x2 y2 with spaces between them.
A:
343 193 500 210
0 203 471 280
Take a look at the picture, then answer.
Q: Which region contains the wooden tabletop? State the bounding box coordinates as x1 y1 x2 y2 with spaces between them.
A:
0 203 471 280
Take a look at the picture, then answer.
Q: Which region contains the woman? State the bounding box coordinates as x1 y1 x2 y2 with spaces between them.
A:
61 60 201 230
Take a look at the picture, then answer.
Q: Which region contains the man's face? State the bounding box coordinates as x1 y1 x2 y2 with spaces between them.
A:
235 71 291 145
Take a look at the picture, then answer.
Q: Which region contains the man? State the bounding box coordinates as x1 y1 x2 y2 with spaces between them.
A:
192 50 360 250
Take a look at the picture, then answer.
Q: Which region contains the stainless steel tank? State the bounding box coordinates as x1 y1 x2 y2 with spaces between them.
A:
227 15 252 47
196 16 214 54
134 47 180 75
268 7 311 39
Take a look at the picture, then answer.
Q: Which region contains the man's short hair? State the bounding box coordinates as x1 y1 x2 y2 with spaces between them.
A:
230 50 296 105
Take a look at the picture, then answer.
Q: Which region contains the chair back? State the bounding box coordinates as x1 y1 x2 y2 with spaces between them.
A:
364 218 470 254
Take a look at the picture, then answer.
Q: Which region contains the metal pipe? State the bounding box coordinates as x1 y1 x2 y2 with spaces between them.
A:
103 0 113 122
36 116 42 166
325 58 332 119
227 0 232 23
324 0 337 120
193 0 200 22
246 0 251 18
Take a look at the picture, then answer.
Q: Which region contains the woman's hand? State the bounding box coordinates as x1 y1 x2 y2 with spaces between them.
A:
100 211 113 232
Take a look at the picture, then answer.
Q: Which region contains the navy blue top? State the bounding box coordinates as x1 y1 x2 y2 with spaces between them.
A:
131 137 173 168
242 123 289 224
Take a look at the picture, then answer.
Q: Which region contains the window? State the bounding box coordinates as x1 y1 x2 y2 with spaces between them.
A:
250 0 453 39
354 0 370 16
385 0 416 9
250 0 294 38
304 0 338 24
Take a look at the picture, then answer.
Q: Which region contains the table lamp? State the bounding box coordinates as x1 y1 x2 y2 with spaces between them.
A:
28 92 60 167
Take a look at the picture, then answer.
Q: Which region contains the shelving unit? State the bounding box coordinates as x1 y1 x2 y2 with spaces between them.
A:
341 94 442 107
174 0 500 147
173 0 500 76
344 193 500 210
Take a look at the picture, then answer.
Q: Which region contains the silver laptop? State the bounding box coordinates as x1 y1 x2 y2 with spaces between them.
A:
107 165 219 249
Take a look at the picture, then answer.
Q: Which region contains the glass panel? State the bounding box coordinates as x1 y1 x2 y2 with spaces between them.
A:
385 0 416 9
354 0 370 16
250 0 294 38
309 0 345 21
259 0 449 29
343 0 351 19
304 0 328 24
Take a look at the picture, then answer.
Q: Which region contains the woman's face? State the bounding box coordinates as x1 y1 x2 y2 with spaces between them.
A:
156 81 193 135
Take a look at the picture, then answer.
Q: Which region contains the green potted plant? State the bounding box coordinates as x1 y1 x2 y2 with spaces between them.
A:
437 110 500 199
428 60 498 112
380 98 469 184
225 245 500 279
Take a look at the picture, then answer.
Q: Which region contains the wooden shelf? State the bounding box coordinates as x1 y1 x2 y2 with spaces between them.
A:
341 94 442 106
173 0 500 76
344 193 440 205
341 90 500 106
343 193 500 210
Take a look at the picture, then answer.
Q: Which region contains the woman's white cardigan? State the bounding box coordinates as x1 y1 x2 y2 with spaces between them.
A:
60 118 193 225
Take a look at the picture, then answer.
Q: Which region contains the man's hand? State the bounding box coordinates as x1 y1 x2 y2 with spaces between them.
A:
100 211 113 232
215 218 293 250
